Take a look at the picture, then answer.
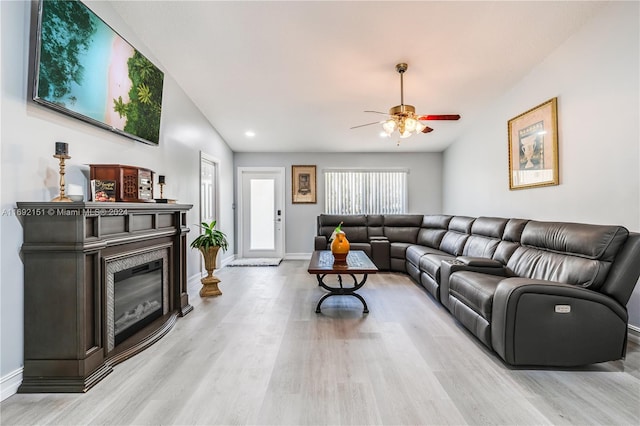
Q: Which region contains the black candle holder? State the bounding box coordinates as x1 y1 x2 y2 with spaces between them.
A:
155 175 168 202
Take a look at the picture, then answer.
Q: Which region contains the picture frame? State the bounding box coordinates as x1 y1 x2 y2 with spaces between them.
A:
32 0 164 145
508 97 559 190
292 165 317 204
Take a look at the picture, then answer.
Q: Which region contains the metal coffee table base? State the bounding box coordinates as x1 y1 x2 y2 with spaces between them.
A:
315 273 369 314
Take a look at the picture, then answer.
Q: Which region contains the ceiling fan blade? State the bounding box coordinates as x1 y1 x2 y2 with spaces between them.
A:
364 110 390 115
418 114 461 121
350 121 383 129
422 126 434 133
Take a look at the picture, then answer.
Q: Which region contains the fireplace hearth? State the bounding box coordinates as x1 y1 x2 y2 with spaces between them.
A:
18 202 192 393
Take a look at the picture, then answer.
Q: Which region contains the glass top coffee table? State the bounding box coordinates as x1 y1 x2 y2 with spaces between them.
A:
307 250 378 314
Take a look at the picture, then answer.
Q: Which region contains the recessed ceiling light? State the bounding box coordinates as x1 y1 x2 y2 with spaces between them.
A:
380 132 389 138
245 130 256 138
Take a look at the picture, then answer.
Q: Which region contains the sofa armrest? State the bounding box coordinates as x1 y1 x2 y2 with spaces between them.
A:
457 256 503 268
370 237 390 270
491 278 628 366
314 235 328 251
439 259 506 308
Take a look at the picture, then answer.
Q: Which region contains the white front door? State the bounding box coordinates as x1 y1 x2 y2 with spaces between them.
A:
238 167 285 259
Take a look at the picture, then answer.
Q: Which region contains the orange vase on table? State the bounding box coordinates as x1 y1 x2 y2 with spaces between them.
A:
331 231 350 264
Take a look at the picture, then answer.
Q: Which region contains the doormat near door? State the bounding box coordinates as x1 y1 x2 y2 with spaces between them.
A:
227 258 282 267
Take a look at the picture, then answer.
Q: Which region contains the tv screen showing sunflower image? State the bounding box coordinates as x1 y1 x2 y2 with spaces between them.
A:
32 0 164 145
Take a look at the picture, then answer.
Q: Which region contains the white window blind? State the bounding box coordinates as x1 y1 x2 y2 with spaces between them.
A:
324 169 408 215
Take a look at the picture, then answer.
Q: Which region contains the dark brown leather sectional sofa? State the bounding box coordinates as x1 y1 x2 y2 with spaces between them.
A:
314 214 640 367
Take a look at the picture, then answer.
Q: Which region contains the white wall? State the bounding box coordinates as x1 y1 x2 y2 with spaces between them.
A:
442 2 640 327
0 0 234 392
234 152 442 256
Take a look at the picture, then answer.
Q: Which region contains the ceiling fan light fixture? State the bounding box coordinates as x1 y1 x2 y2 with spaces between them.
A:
400 129 412 139
382 119 396 135
404 117 417 132
350 63 461 143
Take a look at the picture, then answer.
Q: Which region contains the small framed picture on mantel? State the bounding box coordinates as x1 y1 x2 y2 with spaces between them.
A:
292 165 316 204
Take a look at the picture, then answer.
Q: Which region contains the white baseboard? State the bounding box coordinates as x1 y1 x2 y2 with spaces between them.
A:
220 254 235 267
1 367 23 401
284 253 312 260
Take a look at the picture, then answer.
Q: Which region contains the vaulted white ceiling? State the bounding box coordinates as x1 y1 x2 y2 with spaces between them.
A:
108 1 605 153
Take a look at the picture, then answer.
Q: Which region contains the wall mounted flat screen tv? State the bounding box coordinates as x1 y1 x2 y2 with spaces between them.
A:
32 0 164 145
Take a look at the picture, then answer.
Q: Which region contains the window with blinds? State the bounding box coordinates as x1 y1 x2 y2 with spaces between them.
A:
324 169 408 215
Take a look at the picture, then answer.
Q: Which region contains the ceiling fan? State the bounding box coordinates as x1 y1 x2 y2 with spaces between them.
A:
351 63 461 144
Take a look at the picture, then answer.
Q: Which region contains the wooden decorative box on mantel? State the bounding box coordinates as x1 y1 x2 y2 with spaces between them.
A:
17 201 193 393
89 164 154 202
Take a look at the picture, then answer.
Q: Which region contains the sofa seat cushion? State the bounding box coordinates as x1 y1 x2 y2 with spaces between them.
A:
405 245 447 267
390 242 412 259
419 253 455 282
449 271 503 321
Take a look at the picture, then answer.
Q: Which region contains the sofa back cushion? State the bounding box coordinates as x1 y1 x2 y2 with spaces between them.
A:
317 214 369 243
439 216 474 256
417 215 452 248
422 215 453 229
503 218 528 242
418 229 447 249
493 241 520 267
367 215 385 238
471 217 508 238
449 216 475 233
462 217 508 258
507 221 629 289
520 221 628 261
490 218 528 267
463 236 500 258
383 215 423 243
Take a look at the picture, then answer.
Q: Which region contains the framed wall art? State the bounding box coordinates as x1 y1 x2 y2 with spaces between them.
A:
292 165 316 204
508 97 559 190
32 0 164 145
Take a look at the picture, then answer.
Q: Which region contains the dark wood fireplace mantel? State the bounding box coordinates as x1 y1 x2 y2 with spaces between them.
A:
17 201 193 393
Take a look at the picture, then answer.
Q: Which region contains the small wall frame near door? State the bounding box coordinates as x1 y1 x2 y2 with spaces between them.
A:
236 167 285 259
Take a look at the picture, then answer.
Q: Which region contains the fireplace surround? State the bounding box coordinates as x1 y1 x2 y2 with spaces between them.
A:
17 201 192 393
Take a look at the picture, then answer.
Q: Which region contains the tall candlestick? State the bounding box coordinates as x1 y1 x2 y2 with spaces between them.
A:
52 153 72 202
158 175 166 198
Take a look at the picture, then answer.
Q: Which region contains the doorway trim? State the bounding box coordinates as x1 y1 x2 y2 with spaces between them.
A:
199 152 221 271
200 151 220 228
236 166 286 259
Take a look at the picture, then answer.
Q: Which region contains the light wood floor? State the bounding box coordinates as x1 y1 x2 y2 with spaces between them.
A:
2 260 639 425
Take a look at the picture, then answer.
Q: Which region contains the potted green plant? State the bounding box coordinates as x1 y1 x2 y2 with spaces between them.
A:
190 220 228 297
